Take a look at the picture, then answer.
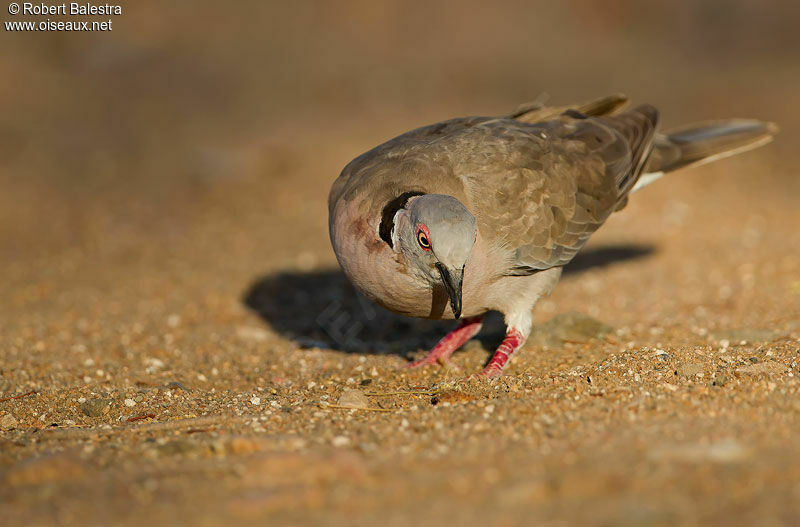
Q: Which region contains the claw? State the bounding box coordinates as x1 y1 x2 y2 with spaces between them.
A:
464 367 502 381
403 358 436 369
477 366 503 378
477 327 526 377
404 357 461 370
401 316 484 370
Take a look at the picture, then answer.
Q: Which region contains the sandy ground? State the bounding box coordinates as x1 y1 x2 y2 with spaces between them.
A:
2 2 800 526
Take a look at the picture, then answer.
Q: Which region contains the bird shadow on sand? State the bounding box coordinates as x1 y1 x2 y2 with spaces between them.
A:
242 244 654 358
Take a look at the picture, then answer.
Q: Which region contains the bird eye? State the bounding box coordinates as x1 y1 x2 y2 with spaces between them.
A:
417 229 431 250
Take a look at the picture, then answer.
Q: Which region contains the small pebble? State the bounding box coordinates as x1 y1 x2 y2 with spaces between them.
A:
337 389 370 409
676 363 704 378
331 435 350 447
145 357 165 370
431 390 476 405
80 399 111 417
0 413 18 430
124 398 136 407
250 396 261 406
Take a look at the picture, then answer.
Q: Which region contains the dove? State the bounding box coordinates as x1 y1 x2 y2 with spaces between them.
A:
328 94 777 377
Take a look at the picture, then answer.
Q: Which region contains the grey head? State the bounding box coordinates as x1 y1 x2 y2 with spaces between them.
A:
391 194 477 318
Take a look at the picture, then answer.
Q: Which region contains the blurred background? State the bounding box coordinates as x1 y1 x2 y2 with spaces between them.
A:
2 2 799 525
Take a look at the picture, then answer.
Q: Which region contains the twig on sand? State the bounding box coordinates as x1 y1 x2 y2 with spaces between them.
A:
0 390 37 402
38 415 255 439
364 390 436 397
324 404 393 412
186 428 217 434
126 413 156 422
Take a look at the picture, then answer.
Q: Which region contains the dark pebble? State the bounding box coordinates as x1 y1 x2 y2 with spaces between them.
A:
80 399 111 418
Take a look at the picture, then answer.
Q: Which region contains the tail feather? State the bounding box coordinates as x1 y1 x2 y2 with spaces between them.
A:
645 119 779 174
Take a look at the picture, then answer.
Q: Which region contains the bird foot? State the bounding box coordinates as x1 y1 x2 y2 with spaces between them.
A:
477 366 504 378
468 327 526 378
401 316 484 370
404 356 462 371
463 366 503 380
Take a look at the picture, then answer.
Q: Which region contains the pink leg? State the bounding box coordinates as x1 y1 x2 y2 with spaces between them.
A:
479 327 526 378
405 316 484 368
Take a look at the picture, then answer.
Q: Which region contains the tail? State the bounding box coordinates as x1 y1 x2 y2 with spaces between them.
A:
634 119 779 192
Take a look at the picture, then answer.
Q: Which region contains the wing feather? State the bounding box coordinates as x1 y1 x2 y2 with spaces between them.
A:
459 106 658 272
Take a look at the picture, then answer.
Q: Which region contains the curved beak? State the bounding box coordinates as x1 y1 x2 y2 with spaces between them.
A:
435 263 463 319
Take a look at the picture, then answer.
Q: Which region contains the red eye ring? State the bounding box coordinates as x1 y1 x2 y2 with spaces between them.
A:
416 224 431 251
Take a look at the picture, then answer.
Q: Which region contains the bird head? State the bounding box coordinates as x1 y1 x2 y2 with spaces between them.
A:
391 194 477 318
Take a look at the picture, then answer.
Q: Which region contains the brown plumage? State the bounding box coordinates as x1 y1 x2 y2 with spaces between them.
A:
329 94 777 376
